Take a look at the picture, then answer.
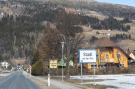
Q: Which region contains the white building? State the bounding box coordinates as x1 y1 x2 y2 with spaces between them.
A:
1 61 9 69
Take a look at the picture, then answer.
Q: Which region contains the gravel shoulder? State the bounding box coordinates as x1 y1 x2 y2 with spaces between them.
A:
30 76 58 89
30 75 95 89
24 72 109 89
31 76 84 89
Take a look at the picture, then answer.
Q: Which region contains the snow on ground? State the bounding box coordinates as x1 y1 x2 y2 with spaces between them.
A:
70 74 135 89
0 72 12 77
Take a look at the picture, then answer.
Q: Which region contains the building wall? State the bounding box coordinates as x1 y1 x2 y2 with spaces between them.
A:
84 47 128 69
97 47 128 68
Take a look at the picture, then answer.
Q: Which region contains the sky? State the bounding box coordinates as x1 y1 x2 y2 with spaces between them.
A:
96 0 135 7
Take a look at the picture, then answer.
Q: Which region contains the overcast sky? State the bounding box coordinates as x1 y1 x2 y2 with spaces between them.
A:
96 0 135 7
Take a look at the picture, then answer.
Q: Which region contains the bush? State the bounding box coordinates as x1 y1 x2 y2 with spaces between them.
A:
32 60 43 76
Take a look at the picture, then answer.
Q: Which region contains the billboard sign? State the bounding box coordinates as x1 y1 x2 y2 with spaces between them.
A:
79 49 96 63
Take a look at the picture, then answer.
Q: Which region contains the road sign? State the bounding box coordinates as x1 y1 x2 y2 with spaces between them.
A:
58 59 66 67
49 60 58 68
79 49 96 63
79 49 97 85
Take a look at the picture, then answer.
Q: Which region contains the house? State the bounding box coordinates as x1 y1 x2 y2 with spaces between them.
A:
85 38 130 69
1 61 9 69
127 49 135 62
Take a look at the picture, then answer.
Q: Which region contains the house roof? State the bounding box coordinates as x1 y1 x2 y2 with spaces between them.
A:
118 47 131 59
94 38 132 60
126 48 131 55
95 38 117 47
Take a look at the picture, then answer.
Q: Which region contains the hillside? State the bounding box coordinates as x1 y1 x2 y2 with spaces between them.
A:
0 0 135 63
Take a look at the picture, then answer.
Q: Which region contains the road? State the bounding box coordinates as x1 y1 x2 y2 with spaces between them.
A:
0 71 41 89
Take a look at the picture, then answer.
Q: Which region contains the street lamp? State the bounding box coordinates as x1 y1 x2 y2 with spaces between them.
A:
61 42 64 81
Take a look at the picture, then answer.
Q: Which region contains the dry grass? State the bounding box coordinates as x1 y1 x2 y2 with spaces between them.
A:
82 27 130 39
114 17 124 20
81 19 135 50
85 11 107 20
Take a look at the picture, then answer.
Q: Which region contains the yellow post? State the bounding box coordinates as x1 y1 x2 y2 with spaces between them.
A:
96 49 100 69
124 58 128 68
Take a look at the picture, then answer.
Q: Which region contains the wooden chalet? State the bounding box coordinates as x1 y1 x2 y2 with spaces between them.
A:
85 38 131 69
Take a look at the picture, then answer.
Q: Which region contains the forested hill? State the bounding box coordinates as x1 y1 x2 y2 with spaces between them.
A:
0 0 135 62
47 0 135 19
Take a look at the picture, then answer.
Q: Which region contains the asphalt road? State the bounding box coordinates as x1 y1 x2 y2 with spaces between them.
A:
0 71 41 89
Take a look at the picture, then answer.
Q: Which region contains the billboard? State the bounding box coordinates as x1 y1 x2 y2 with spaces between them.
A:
79 49 96 63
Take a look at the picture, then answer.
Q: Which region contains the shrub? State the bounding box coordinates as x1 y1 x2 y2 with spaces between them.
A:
32 60 43 76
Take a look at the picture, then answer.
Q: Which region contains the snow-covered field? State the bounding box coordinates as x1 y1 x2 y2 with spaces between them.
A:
70 74 135 89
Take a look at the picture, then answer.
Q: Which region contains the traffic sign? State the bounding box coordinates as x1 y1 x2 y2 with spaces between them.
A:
79 49 96 63
79 49 97 85
49 60 58 68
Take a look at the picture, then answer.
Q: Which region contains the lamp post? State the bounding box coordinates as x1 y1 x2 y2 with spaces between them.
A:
61 42 64 81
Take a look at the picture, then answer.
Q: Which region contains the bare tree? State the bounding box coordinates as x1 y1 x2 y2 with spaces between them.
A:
59 33 84 77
